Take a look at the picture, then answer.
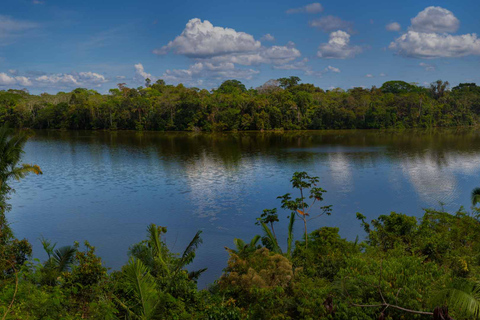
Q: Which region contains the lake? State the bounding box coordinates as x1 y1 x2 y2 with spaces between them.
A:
7 129 480 287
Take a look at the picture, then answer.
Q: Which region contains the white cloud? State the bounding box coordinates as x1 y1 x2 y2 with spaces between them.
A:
365 74 374 78
419 62 435 71
0 15 38 40
389 31 480 58
389 7 480 59
154 18 261 58
154 18 310 86
261 33 275 42
205 44 301 66
386 22 401 32
161 62 259 85
379 73 387 77
273 60 340 77
0 73 17 86
261 45 301 63
15 76 32 86
309 16 354 33
410 6 459 33
286 3 323 14
0 71 107 88
116 75 126 80
317 30 362 59
134 63 154 83
273 58 309 70
325 65 341 73
35 72 107 87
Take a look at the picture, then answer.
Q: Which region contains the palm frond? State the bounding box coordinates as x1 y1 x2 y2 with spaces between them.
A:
52 245 76 273
146 224 169 275
122 258 158 320
188 268 208 282
233 238 246 253
472 187 480 207
176 230 203 272
260 222 282 254
40 236 56 259
436 279 480 319
249 235 261 248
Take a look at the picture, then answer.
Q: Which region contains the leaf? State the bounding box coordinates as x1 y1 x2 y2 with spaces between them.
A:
297 209 309 216
175 230 203 273
122 258 158 320
52 245 76 273
260 222 282 254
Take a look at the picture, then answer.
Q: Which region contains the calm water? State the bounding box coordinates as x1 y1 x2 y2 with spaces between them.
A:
8 129 480 287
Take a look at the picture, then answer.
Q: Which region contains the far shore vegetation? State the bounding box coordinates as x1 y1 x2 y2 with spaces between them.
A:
1 77 479 133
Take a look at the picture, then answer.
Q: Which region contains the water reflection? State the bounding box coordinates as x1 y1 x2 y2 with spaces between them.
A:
8 128 480 287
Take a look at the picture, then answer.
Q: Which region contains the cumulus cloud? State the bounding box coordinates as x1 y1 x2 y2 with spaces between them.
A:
419 62 436 71
389 31 480 58
286 3 323 14
386 22 401 32
317 30 362 59
0 71 108 88
205 45 301 66
365 74 374 78
154 18 309 85
410 6 459 33
261 33 275 42
0 73 17 86
309 16 354 33
389 7 480 58
134 63 154 82
154 18 261 58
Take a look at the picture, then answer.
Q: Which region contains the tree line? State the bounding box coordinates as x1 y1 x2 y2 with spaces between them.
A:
3 126 480 319
1 78 480 131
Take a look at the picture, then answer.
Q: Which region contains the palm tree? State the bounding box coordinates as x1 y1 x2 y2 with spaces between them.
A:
40 237 76 285
258 213 296 257
0 124 42 210
117 224 207 318
435 279 480 319
472 187 480 207
225 235 261 257
116 258 159 320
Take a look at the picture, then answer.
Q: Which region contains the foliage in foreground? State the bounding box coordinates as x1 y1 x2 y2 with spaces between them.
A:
3 124 480 319
4 190 480 318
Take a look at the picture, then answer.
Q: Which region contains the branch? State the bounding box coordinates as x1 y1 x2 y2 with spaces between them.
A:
2 262 19 320
349 301 434 316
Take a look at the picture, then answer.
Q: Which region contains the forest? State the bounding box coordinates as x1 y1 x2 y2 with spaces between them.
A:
3 125 480 319
0 77 480 132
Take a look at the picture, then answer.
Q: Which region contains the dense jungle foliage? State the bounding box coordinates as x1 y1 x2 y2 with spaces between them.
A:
1 78 480 131
4 126 480 319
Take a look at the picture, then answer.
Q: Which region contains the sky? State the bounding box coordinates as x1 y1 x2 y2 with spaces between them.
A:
0 0 479 94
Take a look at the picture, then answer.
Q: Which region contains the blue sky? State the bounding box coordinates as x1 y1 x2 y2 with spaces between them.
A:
0 0 479 93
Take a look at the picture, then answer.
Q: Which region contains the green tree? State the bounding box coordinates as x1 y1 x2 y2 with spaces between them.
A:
0 125 42 209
